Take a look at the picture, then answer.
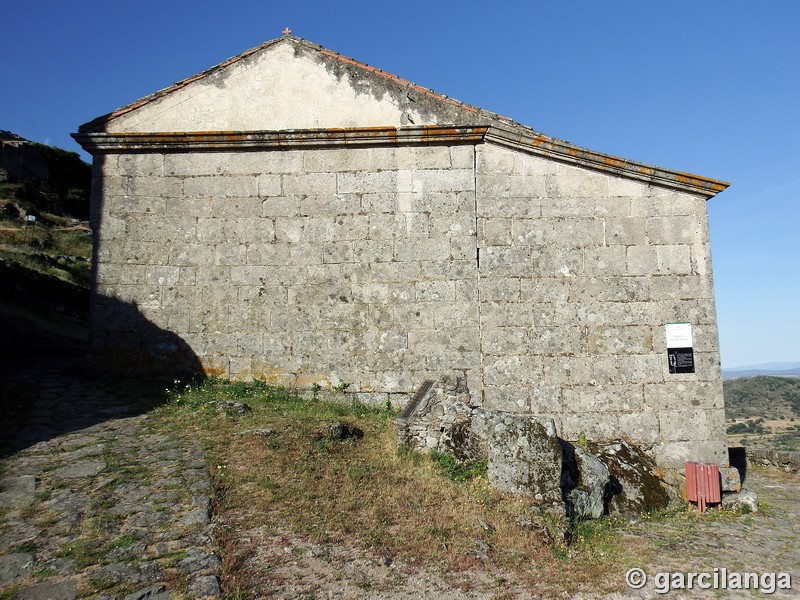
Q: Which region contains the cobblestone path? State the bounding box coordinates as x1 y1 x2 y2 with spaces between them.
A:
0 356 220 599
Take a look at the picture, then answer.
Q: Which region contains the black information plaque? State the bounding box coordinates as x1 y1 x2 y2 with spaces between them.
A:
668 347 695 374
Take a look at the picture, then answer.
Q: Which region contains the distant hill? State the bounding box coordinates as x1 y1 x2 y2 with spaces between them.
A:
724 376 800 450
722 361 800 380
724 376 800 419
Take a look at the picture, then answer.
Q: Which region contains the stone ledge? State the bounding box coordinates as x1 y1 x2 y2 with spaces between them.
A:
485 124 729 198
73 123 728 200
72 125 489 154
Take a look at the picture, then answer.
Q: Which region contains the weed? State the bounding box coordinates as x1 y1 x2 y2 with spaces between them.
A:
395 445 424 466
429 450 487 482
349 397 369 415
37 512 58 528
33 566 58 579
0 587 20 600
87 576 116 591
566 514 623 553
103 448 121 472
11 541 36 553
106 533 140 551
221 589 249 600
33 490 51 503
91 495 116 512
551 546 568 560
259 476 280 490
158 549 189 566
58 539 105 569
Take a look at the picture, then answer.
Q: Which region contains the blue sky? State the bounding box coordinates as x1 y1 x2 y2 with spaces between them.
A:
2 1 798 368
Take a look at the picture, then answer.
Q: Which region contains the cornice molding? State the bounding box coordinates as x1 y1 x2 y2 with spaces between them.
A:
485 125 729 198
72 125 488 153
72 124 728 199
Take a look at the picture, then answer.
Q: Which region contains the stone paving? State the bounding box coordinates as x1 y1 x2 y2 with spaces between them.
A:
0 356 220 599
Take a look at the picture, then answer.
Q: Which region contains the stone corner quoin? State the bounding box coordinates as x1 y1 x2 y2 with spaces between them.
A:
73 34 730 470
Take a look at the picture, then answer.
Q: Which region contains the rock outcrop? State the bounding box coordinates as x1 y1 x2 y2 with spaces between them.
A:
397 375 678 518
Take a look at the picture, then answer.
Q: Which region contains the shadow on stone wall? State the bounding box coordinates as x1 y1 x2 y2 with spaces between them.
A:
88 296 205 379
0 294 205 458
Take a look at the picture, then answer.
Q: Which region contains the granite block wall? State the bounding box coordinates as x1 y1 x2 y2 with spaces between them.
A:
475 144 725 466
92 144 482 399
91 140 726 467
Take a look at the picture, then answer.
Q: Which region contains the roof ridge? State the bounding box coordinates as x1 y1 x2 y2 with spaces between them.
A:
78 35 521 134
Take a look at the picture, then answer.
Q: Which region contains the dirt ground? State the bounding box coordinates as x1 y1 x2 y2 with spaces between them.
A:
217 469 799 599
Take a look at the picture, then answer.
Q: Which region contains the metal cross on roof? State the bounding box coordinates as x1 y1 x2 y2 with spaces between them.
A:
282 27 292 36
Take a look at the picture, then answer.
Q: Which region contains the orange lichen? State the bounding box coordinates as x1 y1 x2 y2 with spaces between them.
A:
603 156 627 169
203 366 227 378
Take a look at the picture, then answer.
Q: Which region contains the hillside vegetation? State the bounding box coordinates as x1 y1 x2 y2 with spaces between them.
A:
724 376 800 450
0 132 92 351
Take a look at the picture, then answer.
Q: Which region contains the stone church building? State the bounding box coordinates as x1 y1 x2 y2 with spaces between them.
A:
74 35 730 468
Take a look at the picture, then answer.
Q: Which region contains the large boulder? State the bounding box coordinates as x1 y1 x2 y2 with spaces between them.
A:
487 414 563 509
588 440 670 516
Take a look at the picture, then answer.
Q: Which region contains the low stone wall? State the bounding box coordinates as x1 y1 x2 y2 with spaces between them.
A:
395 374 482 461
746 449 800 472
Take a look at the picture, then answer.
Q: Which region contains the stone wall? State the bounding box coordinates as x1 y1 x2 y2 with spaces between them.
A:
91 143 481 402
90 137 727 468
474 144 726 467
745 449 800 472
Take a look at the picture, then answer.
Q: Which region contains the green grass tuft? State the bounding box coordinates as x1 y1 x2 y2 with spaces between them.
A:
429 450 487 482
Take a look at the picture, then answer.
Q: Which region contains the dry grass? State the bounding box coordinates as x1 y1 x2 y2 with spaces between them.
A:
153 380 649 597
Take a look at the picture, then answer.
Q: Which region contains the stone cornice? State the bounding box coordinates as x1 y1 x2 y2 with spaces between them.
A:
71 125 489 154
72 124 729 199
485 125 729 198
